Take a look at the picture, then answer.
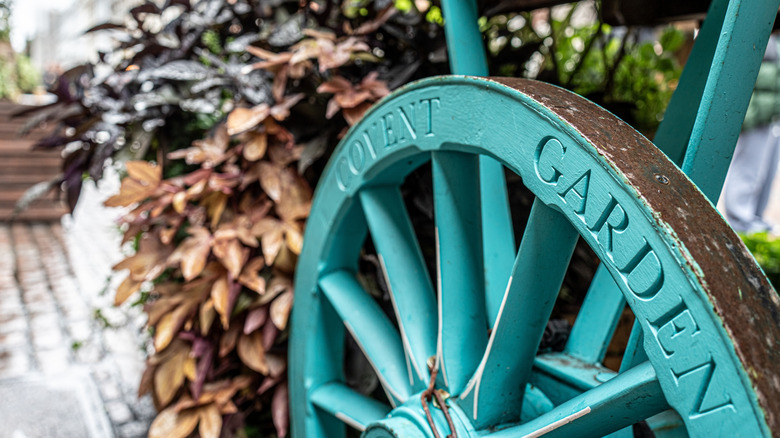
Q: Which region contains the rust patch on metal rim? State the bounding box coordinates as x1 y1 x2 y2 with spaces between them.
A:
491 77 780 434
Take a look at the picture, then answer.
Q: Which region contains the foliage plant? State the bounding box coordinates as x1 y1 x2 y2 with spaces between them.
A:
740 232 780 288
23 0 449 436
0 0 40 100
21 0 688 436
481 3 685 136
0 50 39 99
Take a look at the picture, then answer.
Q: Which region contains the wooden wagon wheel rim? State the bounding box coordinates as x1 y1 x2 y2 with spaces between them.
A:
290 76 780 437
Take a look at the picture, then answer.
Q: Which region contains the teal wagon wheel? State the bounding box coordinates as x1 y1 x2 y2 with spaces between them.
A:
290 76 780 437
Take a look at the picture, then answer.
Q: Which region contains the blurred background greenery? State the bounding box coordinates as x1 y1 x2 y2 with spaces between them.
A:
0 0 39 99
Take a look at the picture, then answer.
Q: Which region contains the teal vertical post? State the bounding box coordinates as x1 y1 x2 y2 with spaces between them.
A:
652 0 731 166
575 0 780 386
441 0 489 76
654 0 780 202
440 0 516 328
679 0 780 202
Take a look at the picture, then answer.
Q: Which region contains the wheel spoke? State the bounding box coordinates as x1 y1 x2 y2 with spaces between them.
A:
645 410 687 436
459 199 578 427
360 186 437 386
432 150 488 393
533 353 615 395
619 319 648 372
479 157 516 328
605 322 650 438
622 323 684 437
490 361 669 438
601 427 634 438
296 280 348 437
319 270 412 404
564 265 626 363
310 382 392 432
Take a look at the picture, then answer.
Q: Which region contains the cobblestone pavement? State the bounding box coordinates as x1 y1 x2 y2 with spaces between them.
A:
0 178 154 437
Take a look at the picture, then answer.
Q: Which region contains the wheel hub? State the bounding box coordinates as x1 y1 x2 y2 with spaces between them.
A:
362 393 475 438
363 417 426 438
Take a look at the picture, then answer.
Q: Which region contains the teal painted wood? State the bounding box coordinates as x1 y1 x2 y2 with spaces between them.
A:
432 150 488 394
459 199 578 428
531 353 642 438
294 290 347 437
364 417 427 438
441 0 517 329
364 397 477 438
644 411 687 438
520 384 555 422
360 186 436 387
603 427 634 438
490 362 667 438
532 353 616 396
310 382 391 431
617 324 686 437
319 270 412 404
564 265 626 364
289 77 780 437
619 320 647 373
608 324 648 438
562 0 780 419
652 0 731 165
440 0 487 76
563 0 780 402
479 156 516 328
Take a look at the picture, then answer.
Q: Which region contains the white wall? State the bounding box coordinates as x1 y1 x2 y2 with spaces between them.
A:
19 0 142 74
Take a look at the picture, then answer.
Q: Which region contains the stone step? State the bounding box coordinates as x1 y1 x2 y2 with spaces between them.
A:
0 139 55 152
0 189 61 203
1 164 61 176
0 130 48 141
0 181 64 192
0 204 66 221
0 173 60 185
0 103 68 222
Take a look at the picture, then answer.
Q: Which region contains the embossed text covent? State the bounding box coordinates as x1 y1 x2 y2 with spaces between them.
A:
336 97 441 191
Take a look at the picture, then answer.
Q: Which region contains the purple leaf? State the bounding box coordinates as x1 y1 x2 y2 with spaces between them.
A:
65 173 83 213
262 321 278 351
192 342 214 400
243 307 268 335
191 335 211 357
257 375 281 396
228 277 242 319
32 134 69 150
272 382 289 438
